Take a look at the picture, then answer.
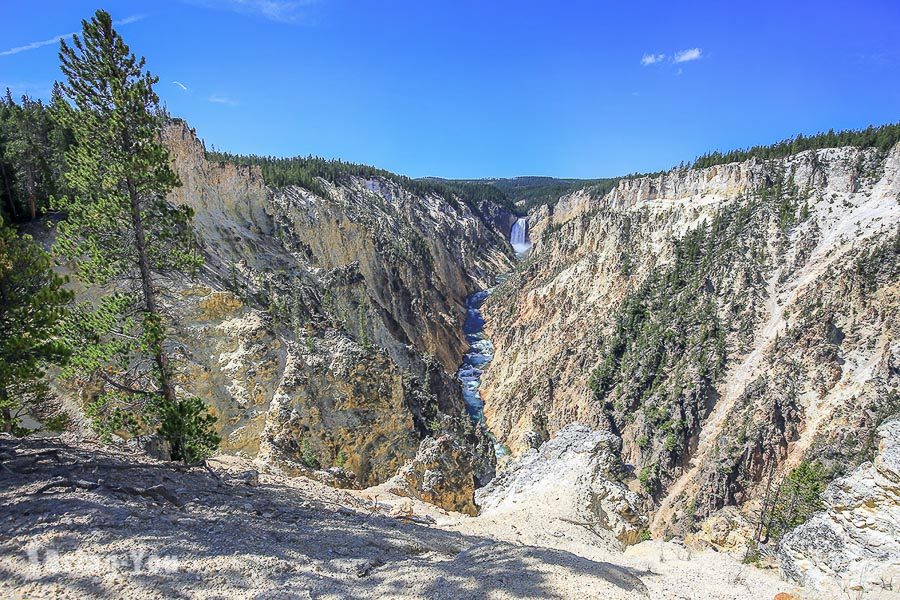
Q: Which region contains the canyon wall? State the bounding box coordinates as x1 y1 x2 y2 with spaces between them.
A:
56 121 514 509
481 144 900 535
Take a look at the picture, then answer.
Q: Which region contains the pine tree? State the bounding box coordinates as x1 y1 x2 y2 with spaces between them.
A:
0 216 72 434
0 91 67 222
0 93 18 221
51 9 218 463
761 460 828 542
5 95 46 219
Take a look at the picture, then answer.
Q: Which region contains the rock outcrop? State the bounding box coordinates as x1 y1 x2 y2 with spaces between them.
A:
778 418 900 597
387 433 480 515
685 507 756 556
475 424 646 546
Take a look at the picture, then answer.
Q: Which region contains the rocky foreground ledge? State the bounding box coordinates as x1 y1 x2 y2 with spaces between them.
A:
0 435 806 599
779 419 900 597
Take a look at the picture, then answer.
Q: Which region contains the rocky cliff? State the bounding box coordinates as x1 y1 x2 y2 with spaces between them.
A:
57 121 513 510
480 143 900 536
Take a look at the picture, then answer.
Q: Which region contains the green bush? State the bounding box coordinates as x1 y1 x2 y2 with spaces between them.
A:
298 437 321 469
157 396 221 464
0 219 72 435
764 460 829 541
638 463 660 495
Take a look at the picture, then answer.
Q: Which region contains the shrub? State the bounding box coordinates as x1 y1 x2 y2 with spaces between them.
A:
638 463 660 495
157 396 221 464
0 219 72 435
298 437 321 469
764 460 829 541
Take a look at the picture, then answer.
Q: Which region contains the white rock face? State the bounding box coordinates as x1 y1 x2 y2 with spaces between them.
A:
779 419 900 597
476 423 646 546
482 141 900 540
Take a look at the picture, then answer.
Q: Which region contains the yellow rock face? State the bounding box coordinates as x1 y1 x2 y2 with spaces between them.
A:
151 122 508 500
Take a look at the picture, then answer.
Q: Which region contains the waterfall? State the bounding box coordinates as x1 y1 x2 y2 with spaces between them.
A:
510 217 532 254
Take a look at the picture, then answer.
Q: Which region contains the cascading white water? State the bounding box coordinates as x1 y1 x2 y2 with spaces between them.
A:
457 290 492 422
455 286 508 458
453 218 530 455
510 217 532 254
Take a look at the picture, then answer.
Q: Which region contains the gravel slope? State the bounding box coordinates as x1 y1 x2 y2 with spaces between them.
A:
0 436 806 599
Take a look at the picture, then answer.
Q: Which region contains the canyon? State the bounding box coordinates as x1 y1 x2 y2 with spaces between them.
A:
9 122 899 598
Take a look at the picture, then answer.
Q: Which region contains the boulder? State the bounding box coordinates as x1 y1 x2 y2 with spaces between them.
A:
387 435 479 516
476 423 646 546
685 506 756 555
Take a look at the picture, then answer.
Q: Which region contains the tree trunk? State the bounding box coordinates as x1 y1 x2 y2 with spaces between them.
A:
25 166 36 221
754 456 778 545
0 163 17 221
1 389 12 433
126 179 177 407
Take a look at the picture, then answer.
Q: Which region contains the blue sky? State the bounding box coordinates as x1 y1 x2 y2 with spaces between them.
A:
3 1 900 179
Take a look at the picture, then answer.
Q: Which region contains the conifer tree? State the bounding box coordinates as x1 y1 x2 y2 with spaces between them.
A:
6 95 45 219
1 91 68 221
52 9 218 462
0 217 71 434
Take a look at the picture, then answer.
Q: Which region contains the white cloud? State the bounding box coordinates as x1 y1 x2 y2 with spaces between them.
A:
173 80 189 91
641 53 665 66
186 0 318 23
673 48 702 63
117 14 146 25
0 15 146 58
208 94 239 106
0 32 77 57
